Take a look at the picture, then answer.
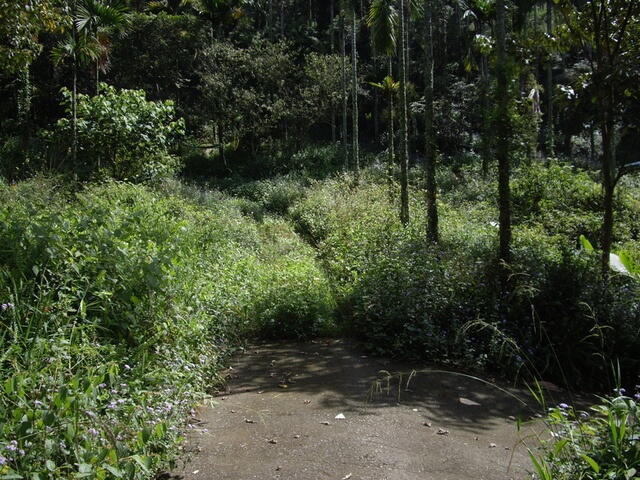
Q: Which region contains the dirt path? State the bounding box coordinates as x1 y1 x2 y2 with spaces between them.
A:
166 339 545 480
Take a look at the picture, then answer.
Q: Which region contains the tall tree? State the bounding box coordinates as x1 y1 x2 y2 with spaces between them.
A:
350 3 360 184
545 0 554 156
495 0 512 294
75 0 128 94
340 0 349 169
367 0 398 188
0 0 62 74
424 0 438 243
554 0 640 280
398 0 410 225
195 0 246 40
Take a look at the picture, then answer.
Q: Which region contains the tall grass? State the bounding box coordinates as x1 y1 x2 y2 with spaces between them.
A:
0 177 335 478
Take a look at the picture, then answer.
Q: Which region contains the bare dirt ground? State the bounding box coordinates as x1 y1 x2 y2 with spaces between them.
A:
165 339 547 480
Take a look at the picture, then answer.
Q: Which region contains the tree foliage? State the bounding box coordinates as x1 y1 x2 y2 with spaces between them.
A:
46 84 185 181
0 0 62 73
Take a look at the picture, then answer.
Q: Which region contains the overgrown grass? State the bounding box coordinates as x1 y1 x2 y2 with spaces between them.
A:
284 163 639 389
0 157 638 478
0 177 335 478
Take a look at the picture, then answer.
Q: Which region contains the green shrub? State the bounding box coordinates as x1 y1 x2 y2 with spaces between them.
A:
0 177 336 478
45 84 185 182
233 175 308 216
528 386 640 479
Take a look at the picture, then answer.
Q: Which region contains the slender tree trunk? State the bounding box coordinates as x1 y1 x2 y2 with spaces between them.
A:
424 2 438 243
218 123 226 165
72 0 78 176
280 0 285 37
72 54 78 175
18 65 32 158
496 0 512 294
268 0 274 39
330 0 336 142
480 52 491 176
398 0 410 225
386 60 395 191
545 0 554 156
340 1 349 169
600 101 615 281
351 9 359 184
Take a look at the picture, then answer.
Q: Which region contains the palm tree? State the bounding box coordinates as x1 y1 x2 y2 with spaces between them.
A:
340 0 349 169
370 76 399 187
350 3 359 184
147 0 193 14
397 0 409 225
52 19 100 172
195 0 246 41
75 0 128 94
495 0 512 295
366 0 410 224
52 0 127 172
367 0 398 186
424 0 437 243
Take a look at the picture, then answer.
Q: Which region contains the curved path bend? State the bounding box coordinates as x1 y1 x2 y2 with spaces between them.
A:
167 339 544 480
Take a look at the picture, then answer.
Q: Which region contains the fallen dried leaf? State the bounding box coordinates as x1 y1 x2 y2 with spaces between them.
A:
489 443 497 448
303 399 311 404
321 421 330 425
423 422 432 427
436 428 449 435
244 418 254 423
335 413 345 419
459 397 481 406
268 438 278 444
342 474 352 480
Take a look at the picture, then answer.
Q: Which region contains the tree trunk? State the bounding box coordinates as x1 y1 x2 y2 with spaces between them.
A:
340 1 349 169
545 0 554 156
72 53 78 176
330 0 336 142
600 101 615 281
496 0 512 293
398 0 409 225
351 9 359 184
280 0 285 37
387 59 395 189
424 2 438 243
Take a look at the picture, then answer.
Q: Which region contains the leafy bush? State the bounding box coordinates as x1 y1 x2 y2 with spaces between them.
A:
232 175 308 216
528 386 640 479
45 85 185 182
0 177 336 478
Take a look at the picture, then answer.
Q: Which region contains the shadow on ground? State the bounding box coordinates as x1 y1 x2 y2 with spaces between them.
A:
165 339 548 480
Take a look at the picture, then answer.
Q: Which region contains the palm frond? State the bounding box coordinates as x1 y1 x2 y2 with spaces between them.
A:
367 0 398 58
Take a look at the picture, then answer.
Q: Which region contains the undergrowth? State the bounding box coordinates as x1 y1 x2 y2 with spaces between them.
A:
0 177 335 478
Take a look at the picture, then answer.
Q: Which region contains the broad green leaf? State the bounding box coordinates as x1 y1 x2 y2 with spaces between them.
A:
131 455 151 473
580 454 600 473
579 234 594 252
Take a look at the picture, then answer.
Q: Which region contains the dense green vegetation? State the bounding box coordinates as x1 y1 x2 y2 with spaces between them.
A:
1 0 639 478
